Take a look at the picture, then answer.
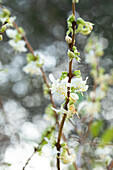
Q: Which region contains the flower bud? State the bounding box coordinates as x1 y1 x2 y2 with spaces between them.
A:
81 28 91 35
0 35 3 41
0 25 7 33
65 35 72 44
2 8 11 17
68 49 75 60
86 22 94 30
76 0 79 3
70 93 79 102
72 0 79 3
61 153 76 164
96 50 104 57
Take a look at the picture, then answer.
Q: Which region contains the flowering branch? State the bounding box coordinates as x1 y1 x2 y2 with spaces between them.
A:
0 2 94 170
56 1 77 170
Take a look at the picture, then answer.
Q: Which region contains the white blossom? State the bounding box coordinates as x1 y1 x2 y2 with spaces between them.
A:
68 76 89 92
9 39 27 52
90 88 106 101
23 61 41 76
85 50 97 65
52 103 77 118
6 29 17 39
7 16 16 26
78 101 100 115
49 74 67 98
0 16 16 25
49 74 88 98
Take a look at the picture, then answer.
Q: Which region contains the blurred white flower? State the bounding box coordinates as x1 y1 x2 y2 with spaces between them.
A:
78 101 100 115
90 88 106 101
61 153 76 164
85 50 97 65
9 39 27 52
6 29 17 39
23 61 41 75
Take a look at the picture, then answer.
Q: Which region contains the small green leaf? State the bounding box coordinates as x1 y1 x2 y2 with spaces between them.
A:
0 34 3 41
73 70 81 76
76 56 81 62
101 126 113 146
67 14 75 23
60 71 68 80
90 120 103 138
27 53 35 63
0 25 7 32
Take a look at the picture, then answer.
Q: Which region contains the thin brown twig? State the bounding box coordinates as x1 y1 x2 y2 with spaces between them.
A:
56 2 78 170
107 159 113 170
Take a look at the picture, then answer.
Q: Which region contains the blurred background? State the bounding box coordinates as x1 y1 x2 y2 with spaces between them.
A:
0 0 113 169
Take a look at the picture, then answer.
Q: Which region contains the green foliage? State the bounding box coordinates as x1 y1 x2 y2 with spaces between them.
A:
73 70 81 77
27 53 35 63
101 126 113 146
59 71 68 80
90 120 103 138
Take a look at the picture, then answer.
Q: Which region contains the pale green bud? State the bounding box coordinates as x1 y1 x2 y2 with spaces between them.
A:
2 8 11 17
85 22 94 30
73 70 81 76
0 35 3 41
96 50 104 57
68 49 75 60
43 84 50 96
65 35 72 44
0 25 7 33
81 28 91 35
72 0 79 3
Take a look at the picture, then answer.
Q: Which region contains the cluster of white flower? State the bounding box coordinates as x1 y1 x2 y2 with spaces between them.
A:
0 8 16 26
49 73 88 118
0 8 16 41
23 61 41 76
49 74 88 99
6 28 27 52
